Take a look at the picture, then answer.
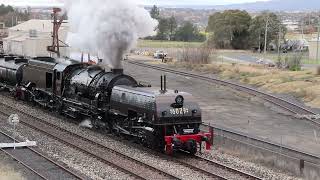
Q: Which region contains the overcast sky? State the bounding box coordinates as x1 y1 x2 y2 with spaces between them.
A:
0 0 270 7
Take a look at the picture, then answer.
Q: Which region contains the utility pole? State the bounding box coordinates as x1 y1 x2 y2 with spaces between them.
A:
264 14 269 54
11 15 14 27
301 19 304 40
258 32 261 53
309 13 311 25
316 20 320 62
278 14 282 58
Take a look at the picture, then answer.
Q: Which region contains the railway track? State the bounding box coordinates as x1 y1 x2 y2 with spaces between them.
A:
172 154 262 180
101 128 262 180
202 123 320 166
0 99 266 180
0 130 85 180
127 60 320 126
0 103 180 180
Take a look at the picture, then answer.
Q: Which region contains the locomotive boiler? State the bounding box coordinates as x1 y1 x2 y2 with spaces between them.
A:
0 54 27 87
0 53 212 155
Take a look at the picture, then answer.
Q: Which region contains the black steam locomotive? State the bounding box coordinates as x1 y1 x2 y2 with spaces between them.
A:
0 54 211 154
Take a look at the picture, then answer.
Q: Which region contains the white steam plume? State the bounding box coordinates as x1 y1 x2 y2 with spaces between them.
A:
64 0 158 68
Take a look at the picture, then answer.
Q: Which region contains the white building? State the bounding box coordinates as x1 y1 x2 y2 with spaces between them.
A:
3 19 69 57
282 20 299 32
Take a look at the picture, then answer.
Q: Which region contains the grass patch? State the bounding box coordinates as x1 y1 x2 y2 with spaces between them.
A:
215 50 320 65
138 40 203 48
302 59 320 65
285 32 317 41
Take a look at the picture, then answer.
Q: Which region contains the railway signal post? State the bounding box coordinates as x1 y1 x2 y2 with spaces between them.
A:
8 114 19 149
0 114 36 149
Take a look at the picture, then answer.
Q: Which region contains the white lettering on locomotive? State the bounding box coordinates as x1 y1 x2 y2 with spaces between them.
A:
169 108 189 115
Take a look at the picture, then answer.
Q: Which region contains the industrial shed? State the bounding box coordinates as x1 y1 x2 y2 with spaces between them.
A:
3 19 69 57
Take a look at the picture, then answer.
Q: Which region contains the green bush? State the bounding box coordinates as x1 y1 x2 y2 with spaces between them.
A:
288 52 302 71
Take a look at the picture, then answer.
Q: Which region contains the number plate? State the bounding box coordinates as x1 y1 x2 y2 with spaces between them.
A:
169 108 189 115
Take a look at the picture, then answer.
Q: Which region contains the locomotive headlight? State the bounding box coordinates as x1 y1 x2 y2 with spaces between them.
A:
175 95 184 104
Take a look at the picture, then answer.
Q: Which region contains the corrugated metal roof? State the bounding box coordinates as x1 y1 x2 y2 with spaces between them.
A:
9 19 68 33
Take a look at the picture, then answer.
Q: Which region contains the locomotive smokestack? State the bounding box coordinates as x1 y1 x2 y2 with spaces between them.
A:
164 75 167 92
111 68 123 74
160 75 167 94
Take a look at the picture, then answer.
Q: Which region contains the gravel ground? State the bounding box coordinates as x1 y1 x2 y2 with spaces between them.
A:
197 146 301 180
0 124 129 180
0 107 130 180
0 95 213 180
0 94 301 180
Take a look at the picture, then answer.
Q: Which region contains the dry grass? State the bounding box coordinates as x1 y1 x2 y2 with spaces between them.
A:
233 67 320 108
0 165 24 180
170 60 320 108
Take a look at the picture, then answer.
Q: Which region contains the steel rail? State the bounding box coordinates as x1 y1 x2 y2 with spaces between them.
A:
0 99 259 180
0 131 85 180
171 154 261 180
0 103 180 180
193 155 262 180
202 123 320 165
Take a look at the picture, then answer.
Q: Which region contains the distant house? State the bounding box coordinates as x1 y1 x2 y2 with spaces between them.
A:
3 19 69 57
282 20 299 32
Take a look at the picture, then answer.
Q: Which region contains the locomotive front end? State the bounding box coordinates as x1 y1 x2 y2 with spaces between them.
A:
155 91 212 155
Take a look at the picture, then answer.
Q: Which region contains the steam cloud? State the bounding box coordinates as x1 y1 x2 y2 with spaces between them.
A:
64 0 158 68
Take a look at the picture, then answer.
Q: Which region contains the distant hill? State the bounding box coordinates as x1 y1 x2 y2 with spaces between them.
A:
157 0 320 11
212 0 320 11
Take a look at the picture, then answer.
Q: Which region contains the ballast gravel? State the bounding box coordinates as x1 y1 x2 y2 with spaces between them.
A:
0 94 302 180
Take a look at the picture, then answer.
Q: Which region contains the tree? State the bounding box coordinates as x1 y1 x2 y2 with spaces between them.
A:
168 16 177 40
156 18 170 40
207 10 251 49
0 4 17 27
150 5 160 20
0 4 14 16
249 12 286 52
175 21 205 42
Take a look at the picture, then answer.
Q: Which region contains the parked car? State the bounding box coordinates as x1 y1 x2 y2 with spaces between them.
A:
153 50 167 59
